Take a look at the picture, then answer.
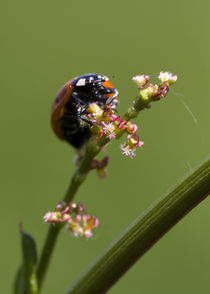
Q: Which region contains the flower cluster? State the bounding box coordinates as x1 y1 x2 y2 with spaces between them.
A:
133 72 177 100
86 104 144 159
85 72 177 159
44 202 99 239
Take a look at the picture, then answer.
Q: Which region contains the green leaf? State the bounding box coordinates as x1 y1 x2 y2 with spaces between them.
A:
65 158 210 294
14 230 38 294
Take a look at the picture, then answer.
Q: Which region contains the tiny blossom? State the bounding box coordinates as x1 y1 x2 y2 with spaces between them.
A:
131 72 178 101
101 122 115 136
44 202 99 239
85 103 144 158
83 230 92 238
77 203 85 212
120 143 136 159
108 132 116 139
55 202 63 210
158 72 178 85
132 75 149 88
136 141 144 147
145 85 159 97
43 212 56 222
62 214 71 222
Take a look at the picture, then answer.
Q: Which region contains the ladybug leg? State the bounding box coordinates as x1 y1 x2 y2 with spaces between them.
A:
71 92 86 105
59 114 92 127
71 92 93 116
105 88 119 105
94 86 118 106
78 115 93 126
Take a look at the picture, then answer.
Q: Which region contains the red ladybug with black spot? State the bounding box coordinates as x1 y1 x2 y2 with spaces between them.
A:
51 73 119 148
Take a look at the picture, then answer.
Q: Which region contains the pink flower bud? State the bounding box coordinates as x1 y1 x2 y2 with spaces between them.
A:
137 141 144 147
117 120 127 129
126 122 138 133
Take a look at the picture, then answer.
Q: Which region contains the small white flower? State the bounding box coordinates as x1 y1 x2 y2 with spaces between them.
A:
102 122 115 135
120 143 136 159
43 212 58 222
132 75 149 88
108 133 116 139
158 72 177 84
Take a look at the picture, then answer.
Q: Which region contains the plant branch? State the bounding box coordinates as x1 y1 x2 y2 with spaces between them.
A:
36 82 179 292
37 139 101 291
65 157 210 294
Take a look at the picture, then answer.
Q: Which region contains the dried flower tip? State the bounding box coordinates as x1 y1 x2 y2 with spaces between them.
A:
132 75 149 88
91 156 109 179
158 72 177 85
97 168 107 179
91 156 109 170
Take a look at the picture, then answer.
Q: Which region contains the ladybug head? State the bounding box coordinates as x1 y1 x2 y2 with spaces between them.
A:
72 73 118 108
73 73 108 87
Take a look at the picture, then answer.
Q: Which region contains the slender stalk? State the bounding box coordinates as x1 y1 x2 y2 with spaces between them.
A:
37 139 101 291
36 97 144 290
37 224 60 289
66 158 210 294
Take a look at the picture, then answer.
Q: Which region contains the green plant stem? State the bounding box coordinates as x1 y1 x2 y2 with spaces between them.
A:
37 139 101 291
37 224 60 289
66 158 210 294
36 95 146 291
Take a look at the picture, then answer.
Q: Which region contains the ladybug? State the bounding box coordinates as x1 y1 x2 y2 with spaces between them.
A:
51 73 118 148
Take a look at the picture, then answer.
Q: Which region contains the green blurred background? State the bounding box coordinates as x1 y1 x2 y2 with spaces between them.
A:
1 0 210 293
